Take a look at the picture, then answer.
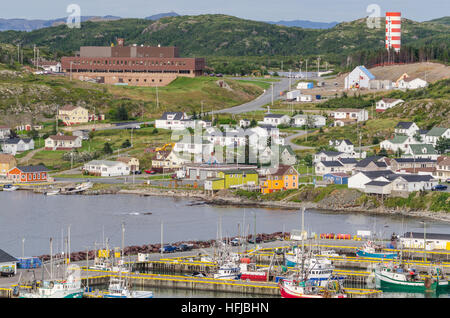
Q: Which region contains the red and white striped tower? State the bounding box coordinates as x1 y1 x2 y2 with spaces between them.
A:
386 12 401 53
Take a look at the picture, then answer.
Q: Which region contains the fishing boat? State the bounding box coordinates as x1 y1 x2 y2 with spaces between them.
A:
374 262 448 293
44 189 60 196
213 261 241 280
279 277 347 298
19 274 84 298
239 258 268 282
356 241 397 259
3 184 18 191
103 275 153 298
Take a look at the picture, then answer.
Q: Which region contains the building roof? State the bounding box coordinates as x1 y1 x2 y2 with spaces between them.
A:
331 139 353 146
0 249 18 263
365 181 391 187
408 144 437 155
264 114 289 119
221 169 258 175
316 151 344 157
338 158 358 164
48 135 79 141
159 112 186 120
117 156 137 164
86 160 127 167
395 122 415 129
387 174 434 182
402 232 450 240
355 156 383 167
15 165 49 173
3 137 33 145
358 170 394 179
392 158 436 163
426 127 449 137
319 161 344 167
0 153 16 163
280 145 296 156
356 66 376 80
388 135 410 144
270 165 298 176
437 156 450 166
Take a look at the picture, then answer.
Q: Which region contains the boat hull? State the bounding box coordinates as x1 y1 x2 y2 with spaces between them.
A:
240 272 268 282
356 249 397 259
279 283 346 299
375 273 448 293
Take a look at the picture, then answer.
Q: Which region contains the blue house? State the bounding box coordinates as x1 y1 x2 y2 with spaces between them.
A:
323 172 349 185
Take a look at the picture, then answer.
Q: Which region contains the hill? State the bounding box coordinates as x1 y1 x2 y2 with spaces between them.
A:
0 14 448 58
265 20 339 29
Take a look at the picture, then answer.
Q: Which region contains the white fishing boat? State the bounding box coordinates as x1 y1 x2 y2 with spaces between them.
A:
279 277 347 298
104 275 153 298
44 189 60 196
19 272 83 298
3 184 18 191
213 261 241 280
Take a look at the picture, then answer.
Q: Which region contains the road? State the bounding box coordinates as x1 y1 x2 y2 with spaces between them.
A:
212 77 291 114
284 130 315 151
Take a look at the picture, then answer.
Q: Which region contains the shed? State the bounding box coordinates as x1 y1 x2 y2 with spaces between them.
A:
323 172 349 185
0 249 18 275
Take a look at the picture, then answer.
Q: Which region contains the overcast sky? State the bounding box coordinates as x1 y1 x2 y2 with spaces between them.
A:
1 0 448 22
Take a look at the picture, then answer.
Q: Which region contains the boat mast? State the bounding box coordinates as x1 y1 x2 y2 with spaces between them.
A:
50 238 53 280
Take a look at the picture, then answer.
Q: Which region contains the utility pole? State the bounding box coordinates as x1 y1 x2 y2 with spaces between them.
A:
254 213 256 251
156 85 159 109
305 59 308 80
160 221 164 257
56 105 59 134
317 57 320 76
68 224 71 265
289 69 292 91
50 238 53 280
22 238 25 258
271 83 274 107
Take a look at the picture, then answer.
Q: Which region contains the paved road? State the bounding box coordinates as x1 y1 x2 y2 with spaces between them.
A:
284 130 315 151
212 77 291 114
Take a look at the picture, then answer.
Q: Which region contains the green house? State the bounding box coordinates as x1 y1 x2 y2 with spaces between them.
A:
204 169 259 191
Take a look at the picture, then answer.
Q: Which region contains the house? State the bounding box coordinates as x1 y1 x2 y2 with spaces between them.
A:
0 126 10 140
0 249 18 275
394 73 409 87
389 174 437 193
348 170 393 190
204 169 259 191
181 163 258 181
398 77 428 90
434 156 450 181
375 98 404 112
15 124 43 132
286 90 301 100
331 108 368 126
323 172 349 185
251 125 284 147
400 232 450 250
297 82 314 89
173 139 213 156
7 165 49 183
279 145 297 165
1 138 34 155
315 161 345 176
337 158 358 173
389 158 437 173
45 135 82 150
380 135 418 153
152 150 189 171
204 128 256 148
425 127 450 146
240 119 251 128
329 139 354 154
394 122 419 137
404 144 439 160
83 160 130 177
263 114 291 127
293 115 326 128
117 157 140 172
261 165 299 194
154 112 190 130
344 66 375 89
354 156 388 172
313 151 345 164
37 60 61 73
0 154 17 177
58 105 89 126
296 95 313 102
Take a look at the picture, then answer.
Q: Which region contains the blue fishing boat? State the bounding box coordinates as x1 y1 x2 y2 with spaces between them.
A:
356 241 397 259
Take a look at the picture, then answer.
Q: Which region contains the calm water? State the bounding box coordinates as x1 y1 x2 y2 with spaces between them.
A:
1 191 450 257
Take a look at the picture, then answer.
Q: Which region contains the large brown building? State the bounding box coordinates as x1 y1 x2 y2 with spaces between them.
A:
61 38 205 86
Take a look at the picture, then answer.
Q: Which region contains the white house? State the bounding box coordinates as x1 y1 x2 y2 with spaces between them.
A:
380 135 419 153
0 126 10 140
45 135 82 150
286 90 301 100
251 125 284 147
263 114 291 127
376 98 404 112
398 78 428 90
394 122 419 137
313 151 345 164
389 174 438 193
329 139 354 154
400 232 450 250
240 119 251 128
83 160 130 177
344 66 376 89
315 161 346 176
404 144 439 160
425 127 450 146
1 138 34 155
331 108 368 126
293 115 326 128
348 170 393 190
155 112 190 130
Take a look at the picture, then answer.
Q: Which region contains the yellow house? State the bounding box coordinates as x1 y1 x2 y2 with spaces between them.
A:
261 165 299 194
151 150 189 170
0 154 17 177
58 105 89 126
204 169 259 191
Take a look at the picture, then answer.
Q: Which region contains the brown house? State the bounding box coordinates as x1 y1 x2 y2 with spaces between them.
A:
0 154 17 177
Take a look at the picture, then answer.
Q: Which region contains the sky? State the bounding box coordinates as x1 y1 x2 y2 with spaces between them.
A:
0 0 448 22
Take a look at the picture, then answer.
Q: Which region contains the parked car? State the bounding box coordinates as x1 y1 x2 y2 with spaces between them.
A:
176 243 194 252
0 270 15 277
132 170 142 175
432 184 448 191
144 170 156 174
247 237 262 244
159 245 177 253
446 178 450 184
230 238 243 246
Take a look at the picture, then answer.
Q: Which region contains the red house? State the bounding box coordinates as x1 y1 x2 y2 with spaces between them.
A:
7 165 49 183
